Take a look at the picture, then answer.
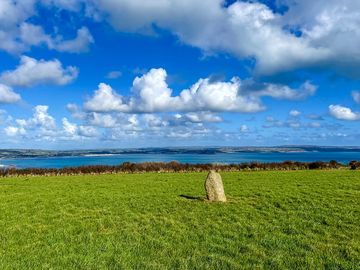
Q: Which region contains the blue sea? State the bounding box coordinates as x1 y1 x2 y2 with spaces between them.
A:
1 151 360 169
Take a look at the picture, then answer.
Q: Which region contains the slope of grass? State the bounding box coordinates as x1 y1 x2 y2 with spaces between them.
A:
0 170 359 269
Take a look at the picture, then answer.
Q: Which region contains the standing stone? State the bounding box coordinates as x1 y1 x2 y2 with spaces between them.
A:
205 170 226 202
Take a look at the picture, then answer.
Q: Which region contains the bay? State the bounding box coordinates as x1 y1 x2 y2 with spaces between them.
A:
1 151 360 169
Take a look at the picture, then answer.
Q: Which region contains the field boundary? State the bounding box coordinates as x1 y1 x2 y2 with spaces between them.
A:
1 160 359 177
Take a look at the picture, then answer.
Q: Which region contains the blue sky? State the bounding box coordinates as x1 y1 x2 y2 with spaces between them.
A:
0 0 360 149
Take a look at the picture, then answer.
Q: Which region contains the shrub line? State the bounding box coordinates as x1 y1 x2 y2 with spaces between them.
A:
1 160 359 177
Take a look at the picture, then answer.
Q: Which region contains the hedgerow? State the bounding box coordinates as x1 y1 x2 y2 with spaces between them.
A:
0 160 354 177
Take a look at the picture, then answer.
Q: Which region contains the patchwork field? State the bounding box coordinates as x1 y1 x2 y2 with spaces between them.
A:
0 170 359 269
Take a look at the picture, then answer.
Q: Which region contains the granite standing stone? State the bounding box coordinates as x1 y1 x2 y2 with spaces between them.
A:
205 170 226 202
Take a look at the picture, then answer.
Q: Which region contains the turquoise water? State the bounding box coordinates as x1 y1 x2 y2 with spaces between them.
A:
1 151 360 169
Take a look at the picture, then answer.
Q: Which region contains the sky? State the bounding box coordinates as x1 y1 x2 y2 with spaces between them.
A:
0 0 360 149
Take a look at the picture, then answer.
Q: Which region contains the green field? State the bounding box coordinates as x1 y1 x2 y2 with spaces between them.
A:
0 170 359 269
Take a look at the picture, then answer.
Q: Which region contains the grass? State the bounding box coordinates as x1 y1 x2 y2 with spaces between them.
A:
0 170 359 269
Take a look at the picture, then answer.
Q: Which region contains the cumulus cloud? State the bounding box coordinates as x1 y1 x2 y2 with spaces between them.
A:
3 105 102 141
83 68 315 114
61 118 99 138
0 84 21 104
84 83 127 112
4 105 56 138
0 56 78 87
128 68 179 112
329 105 360 121
27 105 57 130
4 126 26 137
62 117 77 136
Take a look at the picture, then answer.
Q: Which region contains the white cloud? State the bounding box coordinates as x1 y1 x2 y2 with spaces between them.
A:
289 110 301 117
256 81 316 100
29 105 57 130
4 126 26 137
142 114 168 128
18 23 93 54
78 125 99 137
129 68 178 112
0 0 35 53
352 91 360 104
62 117 77 136
83 68 315 114
61 118 100 139
7 106 57 138
87 112 118 128
19 23 52 47
0 56 78 87
184 112 222 123
82 0 331 75
0 84 21 104
53 27 94 53
66 103 86 119
0 1 93 54
177 76 263 113
4 105 101 140
281 0 360 70
2 0 360 75
84 83 127 112
71 0 360 75
329 105 360 121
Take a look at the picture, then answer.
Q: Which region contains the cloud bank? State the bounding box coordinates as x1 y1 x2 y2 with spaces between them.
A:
83 68 316 114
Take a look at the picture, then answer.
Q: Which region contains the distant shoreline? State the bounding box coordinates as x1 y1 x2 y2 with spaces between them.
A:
1 146 360 160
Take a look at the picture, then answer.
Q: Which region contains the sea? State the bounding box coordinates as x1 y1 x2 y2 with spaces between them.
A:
1 150 360 169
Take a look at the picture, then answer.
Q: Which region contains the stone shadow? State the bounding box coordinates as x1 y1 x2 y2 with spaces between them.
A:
179 194 205 201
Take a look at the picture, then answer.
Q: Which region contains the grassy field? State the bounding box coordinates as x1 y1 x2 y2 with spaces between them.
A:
0 170 359 269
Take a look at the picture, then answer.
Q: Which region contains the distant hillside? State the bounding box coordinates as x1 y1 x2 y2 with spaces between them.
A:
1 146 360 159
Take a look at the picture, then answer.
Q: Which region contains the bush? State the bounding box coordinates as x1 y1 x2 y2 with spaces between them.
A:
349 160 360 170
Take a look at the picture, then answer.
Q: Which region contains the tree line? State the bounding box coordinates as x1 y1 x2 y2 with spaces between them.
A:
0 160 359 177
